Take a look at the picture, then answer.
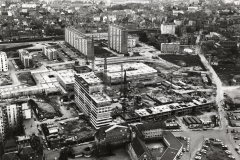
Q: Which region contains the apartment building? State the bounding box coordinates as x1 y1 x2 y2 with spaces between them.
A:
0 51 8 72
75 72 119 129
42 46 57 60
161 43 180 54
18 49 33 68
161 23 176 35
65 27 94 60
108 24 128 54
0 103 25 142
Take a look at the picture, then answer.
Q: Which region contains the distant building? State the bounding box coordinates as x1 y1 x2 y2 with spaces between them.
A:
0 51 8 71
161 43 180 54
219 40 237 49
188 6 199 13
190 0 199 4
108 24 128 54
172 10 184 16
18 49 33 68
65 27 94 60
161 23 176 35
42 46 57 60
180 34 196 45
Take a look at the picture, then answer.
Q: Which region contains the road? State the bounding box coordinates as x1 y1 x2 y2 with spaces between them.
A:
175 45 240 160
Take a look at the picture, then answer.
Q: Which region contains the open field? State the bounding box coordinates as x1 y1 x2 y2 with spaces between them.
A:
159 55 206 70
17 72 36 86
212 65 240 86
60 120 95 140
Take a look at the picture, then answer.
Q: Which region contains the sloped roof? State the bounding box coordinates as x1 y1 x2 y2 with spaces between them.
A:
2 153 19 160
4 139 17 148
20 146 35 155
131 138 151 158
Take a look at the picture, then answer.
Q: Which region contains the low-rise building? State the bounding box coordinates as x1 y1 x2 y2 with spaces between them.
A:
56 69 76 91
161 43 180 54
95 123 131 146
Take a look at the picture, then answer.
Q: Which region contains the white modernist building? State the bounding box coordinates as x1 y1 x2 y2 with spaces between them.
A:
0 52 8 72
74 72 120 129
161 23 176 35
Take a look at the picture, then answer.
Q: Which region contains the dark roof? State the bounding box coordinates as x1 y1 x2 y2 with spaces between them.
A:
4 139 17 148
2 153 19 160
95 123 128 139
163 131 182 150
131 138 151 158
160 148 179 160
136 122 166 131
20 146 35 155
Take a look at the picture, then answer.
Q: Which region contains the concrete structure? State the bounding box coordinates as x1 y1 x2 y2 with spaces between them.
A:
0 52 8 72
18 49 32 68
128 35 139 48
42 46 57 60
161 43 180 54
75 72 120 129
100 62 158 84
108 24 128 54
65 27 94 60
161 23 176 35
188 6 199 12
56 69 76 91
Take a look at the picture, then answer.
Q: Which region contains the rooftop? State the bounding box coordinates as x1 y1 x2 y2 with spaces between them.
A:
76 72 102 85
90 92 112 104
99 62 157 79
56 69 76 84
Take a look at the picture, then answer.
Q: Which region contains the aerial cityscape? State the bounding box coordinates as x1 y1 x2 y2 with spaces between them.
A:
0 0 240 160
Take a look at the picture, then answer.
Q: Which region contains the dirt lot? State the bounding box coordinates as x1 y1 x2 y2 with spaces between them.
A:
159 55 206 70
59 120 95 140
17 72 36 86
212 65 240 86
0 73 12 86
36 101 57 119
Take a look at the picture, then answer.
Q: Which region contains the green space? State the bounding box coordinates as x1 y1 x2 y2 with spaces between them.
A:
17 72 36 86
94 46 116 58
159 55 206 70
0 73 12 86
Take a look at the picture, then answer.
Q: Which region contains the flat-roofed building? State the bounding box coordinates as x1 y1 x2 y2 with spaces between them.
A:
18 49 33 68
42 46 57 60
56 69 76 91
75 72 118 129
161 43 180 54
99 62 158 84
108 24 128 54
0 51 8 71
161 23 176 35
65 27 94 60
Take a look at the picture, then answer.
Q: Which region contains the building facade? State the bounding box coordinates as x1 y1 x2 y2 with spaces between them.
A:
108 24 128 54
161 43 180 54
0 52 8 72
42 46 57 60
65 27 94 60
18 49 32 68
161 23 176 35
95 124 131 146
74 72 116 129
